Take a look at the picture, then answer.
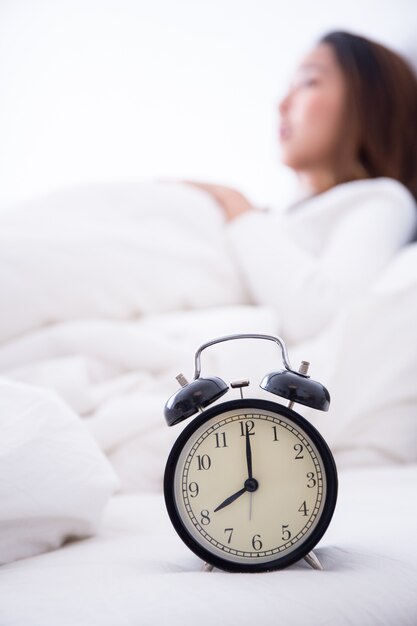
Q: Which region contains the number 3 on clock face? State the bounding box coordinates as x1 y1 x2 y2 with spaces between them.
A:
164 399 338 572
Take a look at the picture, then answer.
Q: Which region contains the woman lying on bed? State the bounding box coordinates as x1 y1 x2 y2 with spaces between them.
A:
0 31 416 349
184 30 417 344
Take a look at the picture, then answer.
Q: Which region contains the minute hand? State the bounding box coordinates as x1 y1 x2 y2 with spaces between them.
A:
246 424 253 479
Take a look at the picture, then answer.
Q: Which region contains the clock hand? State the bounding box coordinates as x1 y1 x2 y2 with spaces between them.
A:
214 486 247 513
214 426 258 515
245 423 253 480
214 477 259 513
245 424 257 521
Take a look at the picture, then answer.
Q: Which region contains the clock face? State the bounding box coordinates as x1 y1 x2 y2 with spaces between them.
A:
164 399 337 572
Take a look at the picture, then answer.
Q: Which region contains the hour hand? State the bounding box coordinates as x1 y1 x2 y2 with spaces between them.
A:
214 486 247 513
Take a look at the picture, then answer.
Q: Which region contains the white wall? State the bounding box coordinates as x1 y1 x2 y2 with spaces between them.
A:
0 0 416 209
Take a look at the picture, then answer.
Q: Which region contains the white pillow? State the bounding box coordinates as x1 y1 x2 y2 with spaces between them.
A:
0 379 119 565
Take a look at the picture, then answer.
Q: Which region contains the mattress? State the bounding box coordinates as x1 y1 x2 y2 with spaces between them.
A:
1 464 416 626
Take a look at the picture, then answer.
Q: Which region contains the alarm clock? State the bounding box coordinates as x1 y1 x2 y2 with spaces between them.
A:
163 333 337 573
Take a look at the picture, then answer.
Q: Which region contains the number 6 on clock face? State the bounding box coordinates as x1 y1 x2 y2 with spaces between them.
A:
164 399 337 573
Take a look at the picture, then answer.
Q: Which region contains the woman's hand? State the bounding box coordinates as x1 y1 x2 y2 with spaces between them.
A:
183 181 255 222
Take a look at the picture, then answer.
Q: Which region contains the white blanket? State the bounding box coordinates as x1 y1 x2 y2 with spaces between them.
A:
0 181 417 495
0 182 248 343
0 182 278 490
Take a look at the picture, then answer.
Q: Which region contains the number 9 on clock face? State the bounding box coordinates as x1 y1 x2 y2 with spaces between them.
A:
164 399 338 572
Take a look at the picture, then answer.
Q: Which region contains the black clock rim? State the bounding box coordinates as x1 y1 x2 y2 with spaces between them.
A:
164 398 338 573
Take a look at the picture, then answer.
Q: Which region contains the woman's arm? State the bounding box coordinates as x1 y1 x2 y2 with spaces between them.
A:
182 181 256 221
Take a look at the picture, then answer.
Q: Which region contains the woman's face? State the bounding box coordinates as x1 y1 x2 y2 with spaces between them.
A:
278 43 348 174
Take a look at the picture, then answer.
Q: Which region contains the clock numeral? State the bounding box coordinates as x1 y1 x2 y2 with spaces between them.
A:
188 482 199 498
272 425 279 442
214 432 228 448
281 525 292 542
294 443 304 460
200 510 211 525
196 454 211 471
298 500 309 517
306 472 316 488
239 420 255 436
252 534 263 551
224 528 234 544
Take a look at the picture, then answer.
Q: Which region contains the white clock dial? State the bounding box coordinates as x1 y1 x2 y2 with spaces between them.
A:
171 407 328 566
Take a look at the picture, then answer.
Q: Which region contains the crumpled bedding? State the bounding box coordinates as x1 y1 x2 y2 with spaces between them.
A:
0 181 416 493
0 181 247 343
0 377 118 566
1 181 417 624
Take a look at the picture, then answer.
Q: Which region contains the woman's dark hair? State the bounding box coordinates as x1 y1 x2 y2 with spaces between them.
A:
319 30 417 202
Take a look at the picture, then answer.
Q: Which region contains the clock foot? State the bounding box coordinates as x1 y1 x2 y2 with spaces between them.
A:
202 562 214 572
304 551 324 571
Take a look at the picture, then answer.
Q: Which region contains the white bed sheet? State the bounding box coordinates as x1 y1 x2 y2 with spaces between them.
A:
1 464 416 626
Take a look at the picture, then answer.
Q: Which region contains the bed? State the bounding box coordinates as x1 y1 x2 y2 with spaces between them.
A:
1 464 417 625
0 182 416 625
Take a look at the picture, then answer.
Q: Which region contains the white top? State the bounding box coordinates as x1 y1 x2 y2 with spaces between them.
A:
227 177 417 344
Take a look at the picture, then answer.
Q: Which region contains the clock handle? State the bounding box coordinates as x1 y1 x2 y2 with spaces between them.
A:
193 333 298 380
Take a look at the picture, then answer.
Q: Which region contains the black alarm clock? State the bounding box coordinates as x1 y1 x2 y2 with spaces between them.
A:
163 333 337 573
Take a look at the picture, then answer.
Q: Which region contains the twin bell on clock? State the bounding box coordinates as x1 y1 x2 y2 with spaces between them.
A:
163 333 338 574
164 333 330 426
